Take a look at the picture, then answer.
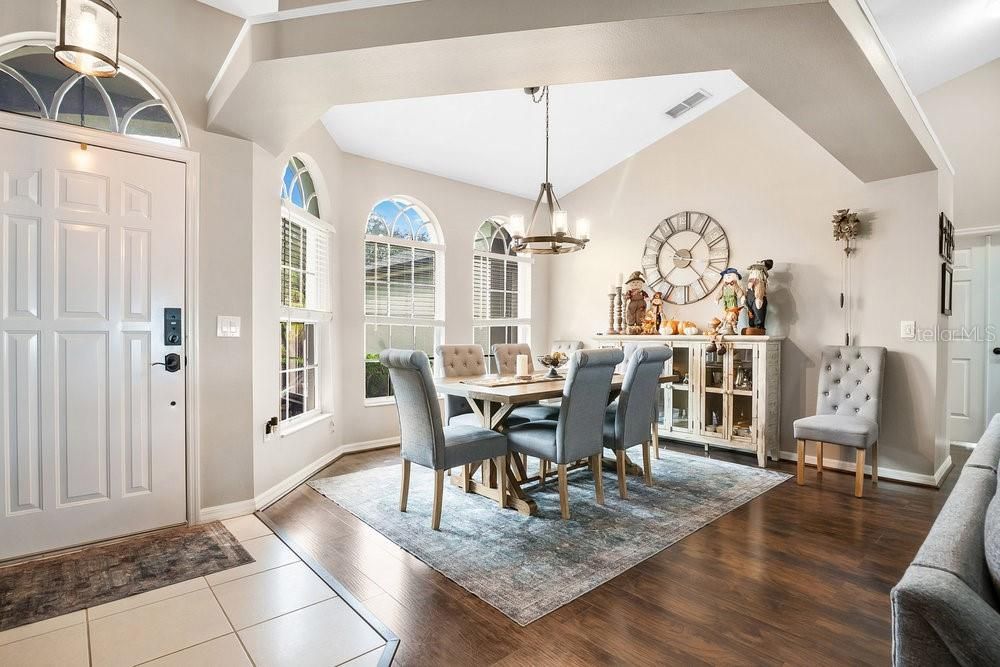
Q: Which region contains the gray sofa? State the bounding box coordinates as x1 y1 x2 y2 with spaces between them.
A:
891 414 1000 665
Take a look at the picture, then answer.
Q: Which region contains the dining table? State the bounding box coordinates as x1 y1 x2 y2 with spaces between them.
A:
433 370 679 516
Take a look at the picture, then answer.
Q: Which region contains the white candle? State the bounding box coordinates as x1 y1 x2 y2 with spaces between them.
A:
516 354 529 377
552 210 569 235
616 272 624 287
576 218 591 241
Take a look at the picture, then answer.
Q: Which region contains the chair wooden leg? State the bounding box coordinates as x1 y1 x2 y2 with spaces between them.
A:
462 463 472 493
558 464 570 519
816 441 824 475
652 422 660 460
539 459 548 489
590 455 605 505
496 455 507 509
796 439 805 485
616 449 628 499
642 441 653 486
431 470 444 530
399 459 411 512
854 449 866 498
871 442 879 486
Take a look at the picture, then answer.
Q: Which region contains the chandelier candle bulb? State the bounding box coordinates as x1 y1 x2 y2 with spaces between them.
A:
509 214 525 238
577 218 591 241
552 210 569 235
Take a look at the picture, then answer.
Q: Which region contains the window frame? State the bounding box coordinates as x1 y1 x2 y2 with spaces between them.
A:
473 218 532 371
278 166 333 430
363 197 445 406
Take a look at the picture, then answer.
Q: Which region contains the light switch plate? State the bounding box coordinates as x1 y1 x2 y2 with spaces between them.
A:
900 320 915 339
217 315 241 338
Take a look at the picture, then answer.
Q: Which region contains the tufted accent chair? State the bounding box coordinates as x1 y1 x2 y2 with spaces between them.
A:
793 345 887 497
492 343 535 376
435 344 488 427
552 340 584 356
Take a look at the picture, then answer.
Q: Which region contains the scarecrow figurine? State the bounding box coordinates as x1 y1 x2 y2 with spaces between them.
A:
648 291 666 331
623 271 649 335
715 267 746 335
744 259 774 334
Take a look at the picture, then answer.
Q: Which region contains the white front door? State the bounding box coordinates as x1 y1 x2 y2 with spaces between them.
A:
0 129 187 561
949 237 988 443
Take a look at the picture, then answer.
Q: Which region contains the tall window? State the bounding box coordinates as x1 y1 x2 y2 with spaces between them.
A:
0 44 183 145
280 157 330 424
473 219 531 372
364 197 444 401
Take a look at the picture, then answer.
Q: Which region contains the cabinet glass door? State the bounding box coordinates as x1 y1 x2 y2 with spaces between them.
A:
728 344 756 444
664 344 693 432
700 344 727 437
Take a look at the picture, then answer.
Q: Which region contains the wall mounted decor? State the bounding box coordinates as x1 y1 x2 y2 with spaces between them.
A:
939 213 954 264
941 262 953 316
831 208 861 346
642 212 730 305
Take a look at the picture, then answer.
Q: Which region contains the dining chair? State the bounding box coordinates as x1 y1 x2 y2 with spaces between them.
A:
552 340 584 355
793 346 886 498
506 347 624 519
435 344 488 427
382 349 509 529
611 341 667 459
603 346 672 498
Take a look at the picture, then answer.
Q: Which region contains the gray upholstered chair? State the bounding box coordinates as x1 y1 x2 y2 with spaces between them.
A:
793 346 886 498
492 343 561 423
381 349 508 530
506 347 624 519
603 346 672 498
435 344 488 427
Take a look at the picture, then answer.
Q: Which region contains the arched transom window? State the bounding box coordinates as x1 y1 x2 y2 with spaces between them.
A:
364 197 444 401
281 156 320 218
473 218 531 368
0 44 183 145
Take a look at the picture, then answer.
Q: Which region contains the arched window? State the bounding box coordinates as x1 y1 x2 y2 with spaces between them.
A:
473 218 531 369
0 44 184 145
364 197 444 401
279 156 331 424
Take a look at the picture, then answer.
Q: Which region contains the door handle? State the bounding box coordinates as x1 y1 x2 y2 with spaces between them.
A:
994 348 1000 356
152 353 182 373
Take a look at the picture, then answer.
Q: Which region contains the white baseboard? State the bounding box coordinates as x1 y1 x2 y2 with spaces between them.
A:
197 436 399 522
197 499 257 524
779 450 953 488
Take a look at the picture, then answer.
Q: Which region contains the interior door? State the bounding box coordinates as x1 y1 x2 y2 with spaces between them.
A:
0 129 187 561
949 237 988 444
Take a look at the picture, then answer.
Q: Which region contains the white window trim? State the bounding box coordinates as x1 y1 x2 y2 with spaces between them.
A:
279 317 324 429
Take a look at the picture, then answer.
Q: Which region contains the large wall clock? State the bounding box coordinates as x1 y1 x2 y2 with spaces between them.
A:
641 211 730 305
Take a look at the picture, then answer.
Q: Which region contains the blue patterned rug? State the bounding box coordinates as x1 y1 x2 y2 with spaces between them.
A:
309 449 790 625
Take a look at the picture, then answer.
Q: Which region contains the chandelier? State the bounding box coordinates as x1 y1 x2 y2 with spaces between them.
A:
510 86 590 255
55 0 122 78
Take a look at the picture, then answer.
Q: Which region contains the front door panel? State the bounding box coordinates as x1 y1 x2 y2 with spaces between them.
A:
0 129 187 560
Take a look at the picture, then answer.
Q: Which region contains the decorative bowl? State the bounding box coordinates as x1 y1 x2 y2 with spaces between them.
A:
537 352 569 379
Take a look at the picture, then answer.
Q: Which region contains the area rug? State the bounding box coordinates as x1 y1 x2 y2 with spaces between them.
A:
308 450 790 625
0 522 253 632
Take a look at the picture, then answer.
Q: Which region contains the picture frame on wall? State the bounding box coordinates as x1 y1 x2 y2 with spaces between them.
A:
941 262 953 316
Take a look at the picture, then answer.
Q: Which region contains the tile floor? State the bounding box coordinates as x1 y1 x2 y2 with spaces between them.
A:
0 515 387 667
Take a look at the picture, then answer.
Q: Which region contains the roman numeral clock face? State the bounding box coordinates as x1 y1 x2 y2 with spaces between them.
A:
641 212 730 305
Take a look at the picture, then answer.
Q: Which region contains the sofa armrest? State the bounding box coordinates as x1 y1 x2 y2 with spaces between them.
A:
893 566 1000 666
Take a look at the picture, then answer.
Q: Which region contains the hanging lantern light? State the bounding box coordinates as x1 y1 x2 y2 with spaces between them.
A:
55 0 122 78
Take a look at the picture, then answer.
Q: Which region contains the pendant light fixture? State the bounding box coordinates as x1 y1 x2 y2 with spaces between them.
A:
510 86 591 255
55 0 122 78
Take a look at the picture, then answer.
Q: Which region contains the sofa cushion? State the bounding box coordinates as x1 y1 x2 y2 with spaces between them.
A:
986 490 1000 597
911 465 998 609
792 414 878 448
967 414 1000 472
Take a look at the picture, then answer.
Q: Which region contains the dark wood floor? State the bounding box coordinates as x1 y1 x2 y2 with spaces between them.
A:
263 442 955 666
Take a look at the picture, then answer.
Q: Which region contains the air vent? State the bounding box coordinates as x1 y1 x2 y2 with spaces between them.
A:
665 89 712 119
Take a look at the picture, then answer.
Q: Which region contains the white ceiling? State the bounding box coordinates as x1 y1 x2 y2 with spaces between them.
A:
195 0 423 19
322 71 747 199
867 0 1000 94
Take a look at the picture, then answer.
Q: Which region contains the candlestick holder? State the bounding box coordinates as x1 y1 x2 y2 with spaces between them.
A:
614 287 624 334
607 292 617 334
